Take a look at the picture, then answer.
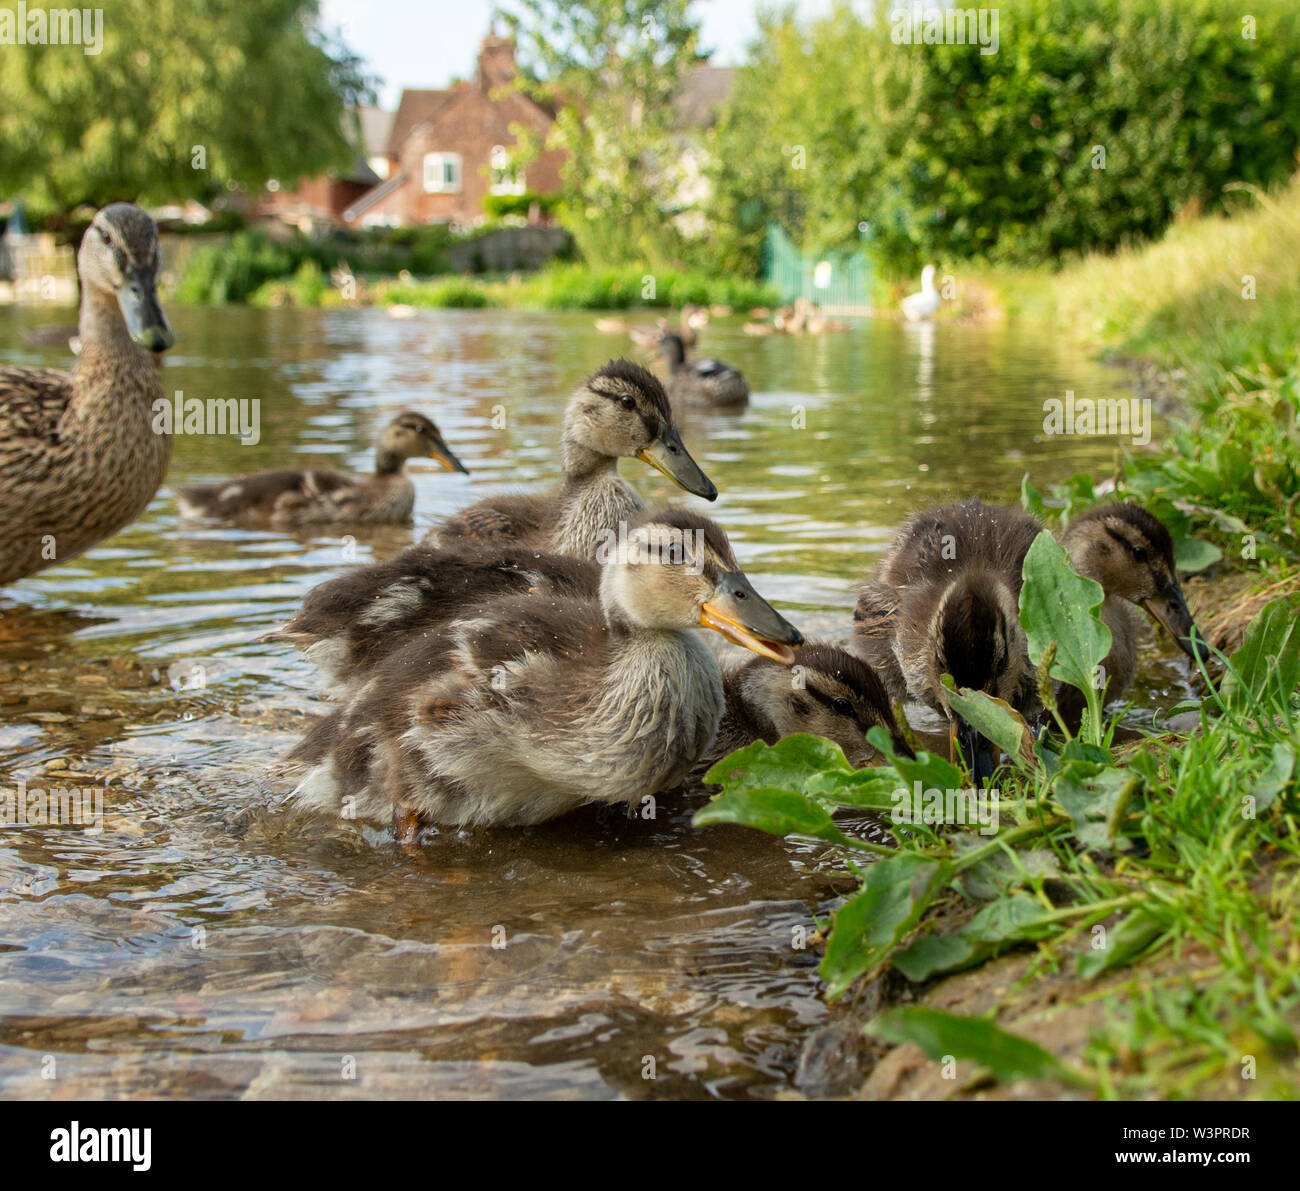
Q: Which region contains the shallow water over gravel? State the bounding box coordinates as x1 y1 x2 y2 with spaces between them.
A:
0 306 1198 1099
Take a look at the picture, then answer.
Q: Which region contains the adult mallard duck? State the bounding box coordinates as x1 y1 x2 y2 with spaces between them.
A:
658 332 749 408
697 640 910 778
852 500 1208 774
175 412 466 528
290 509 803 833
426 359 716 558
0 203 174 586
268 540 598 698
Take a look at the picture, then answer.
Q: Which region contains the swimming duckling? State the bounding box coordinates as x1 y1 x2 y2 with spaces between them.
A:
427 359 716 558
175 412 466 527
0 203 174 586
291 509 803 831
1054 503 1209 726
268 541 598 698
853 500 1041 777
658 332 749 408
696 641 910 778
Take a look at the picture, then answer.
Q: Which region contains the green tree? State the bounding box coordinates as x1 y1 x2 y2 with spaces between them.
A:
0 0 370 235
497 0 704 268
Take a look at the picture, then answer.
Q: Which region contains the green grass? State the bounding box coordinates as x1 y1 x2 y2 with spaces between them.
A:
999 180 1300 561
696 547 1300 1098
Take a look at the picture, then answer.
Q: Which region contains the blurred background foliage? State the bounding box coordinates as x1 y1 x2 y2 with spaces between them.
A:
696 0 1300 276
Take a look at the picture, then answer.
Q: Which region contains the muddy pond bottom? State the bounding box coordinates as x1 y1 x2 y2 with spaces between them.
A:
0 308 1201 1099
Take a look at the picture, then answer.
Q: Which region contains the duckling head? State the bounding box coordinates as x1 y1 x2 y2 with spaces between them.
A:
564 359 717 499
736 641 911 766
375 412 467 475
908 569 1029 780
598 509 802 663
78 203 174 352
1063 503 1209 664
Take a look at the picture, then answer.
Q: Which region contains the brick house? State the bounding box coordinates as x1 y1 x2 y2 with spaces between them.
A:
342 32 565 229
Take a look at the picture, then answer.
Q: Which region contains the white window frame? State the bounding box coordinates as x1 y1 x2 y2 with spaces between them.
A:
488 144 526 196
423 152 462 194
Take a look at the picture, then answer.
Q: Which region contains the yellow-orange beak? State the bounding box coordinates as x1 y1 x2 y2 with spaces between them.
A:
699 583 802 665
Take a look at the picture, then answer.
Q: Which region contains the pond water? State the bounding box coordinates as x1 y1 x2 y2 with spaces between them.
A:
0 306 1197 1099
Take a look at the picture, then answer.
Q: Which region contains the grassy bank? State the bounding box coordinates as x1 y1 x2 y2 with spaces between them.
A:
697 179 1300 1100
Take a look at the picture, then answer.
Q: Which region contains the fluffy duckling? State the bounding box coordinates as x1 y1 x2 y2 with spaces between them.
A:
290 509 803 832
268 541 598 698
175 412 466 528
1054 503 1209 725
853 500 1041 777
0 204 174 586
853 500 1208 772
696 641 910 778
427 359 716 558
658 332 749 408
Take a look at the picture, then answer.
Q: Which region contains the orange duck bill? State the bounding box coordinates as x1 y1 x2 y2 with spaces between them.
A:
699 573 803 664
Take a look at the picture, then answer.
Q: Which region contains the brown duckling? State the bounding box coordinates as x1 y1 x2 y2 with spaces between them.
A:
658 332 749 408
853 500 1041 777
268 541 598 698
852 500 1208 774
426 359 716 558
695 640 910 779
1054 503 1209 725
175 412 466 527
290 509 803 833
0 203 174 586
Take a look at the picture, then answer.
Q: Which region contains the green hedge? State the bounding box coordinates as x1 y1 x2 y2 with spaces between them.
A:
702 0 1300 273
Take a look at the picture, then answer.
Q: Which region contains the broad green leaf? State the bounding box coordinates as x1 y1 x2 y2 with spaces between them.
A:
962 893 1059 944
1221 594 1300 710
1053 762 1137 852
1019 531 1112 699
1077 909 1164 977
954 846 1061 902
805 764 905 812
864 1007 1070 1084
867 725 964 791
703 733 853 792
821 854 951 998
692 786 850 845
892 933 976 982
942 679 1037 772
1250 742 1296 811
893 893 1061 981
1173 536 1222 573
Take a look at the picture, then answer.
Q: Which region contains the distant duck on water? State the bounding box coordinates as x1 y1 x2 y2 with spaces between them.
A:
900 264 941 321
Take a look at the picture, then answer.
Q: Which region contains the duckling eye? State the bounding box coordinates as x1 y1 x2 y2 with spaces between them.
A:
1132 546 1148 563
619 394 636 410
833 697 853 716
99 228 111 246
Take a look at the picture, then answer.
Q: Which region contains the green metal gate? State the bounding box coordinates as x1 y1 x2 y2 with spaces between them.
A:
761 223 873 314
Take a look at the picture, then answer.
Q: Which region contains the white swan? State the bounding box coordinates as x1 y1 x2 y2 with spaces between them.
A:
900 264 941 321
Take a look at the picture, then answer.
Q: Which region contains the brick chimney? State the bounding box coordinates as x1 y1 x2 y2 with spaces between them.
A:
478 29 516 92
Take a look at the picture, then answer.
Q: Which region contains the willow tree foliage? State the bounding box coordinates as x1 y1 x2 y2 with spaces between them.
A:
0 0 370 231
